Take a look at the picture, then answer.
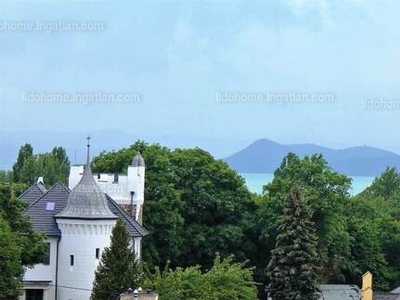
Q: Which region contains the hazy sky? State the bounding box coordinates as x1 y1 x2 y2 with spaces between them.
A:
1 0 400 158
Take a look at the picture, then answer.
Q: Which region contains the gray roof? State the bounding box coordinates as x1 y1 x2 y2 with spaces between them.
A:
19 182 47 204
25 182 69 236
374 293 400 300
24 182 148 238
132 151 145 167
56 161 116 220
106 194 149 237
319 284 361 300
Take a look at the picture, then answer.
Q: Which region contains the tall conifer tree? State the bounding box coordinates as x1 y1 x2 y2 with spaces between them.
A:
91 219 141 300
267 186 320 300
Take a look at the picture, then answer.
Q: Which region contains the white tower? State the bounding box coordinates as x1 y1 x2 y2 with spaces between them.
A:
56 138 117 300
127 151 145 224
68 151 146 224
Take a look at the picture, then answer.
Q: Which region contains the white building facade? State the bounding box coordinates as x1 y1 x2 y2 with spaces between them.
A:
20 147 148 300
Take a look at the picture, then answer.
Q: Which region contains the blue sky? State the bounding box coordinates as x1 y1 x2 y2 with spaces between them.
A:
1 0 400 161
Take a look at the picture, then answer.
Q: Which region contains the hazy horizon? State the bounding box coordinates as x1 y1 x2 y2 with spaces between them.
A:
1 1 400 167
1 131 400 170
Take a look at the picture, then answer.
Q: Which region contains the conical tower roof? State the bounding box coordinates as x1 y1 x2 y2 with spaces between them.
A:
57 137 116 220
131 151 145 167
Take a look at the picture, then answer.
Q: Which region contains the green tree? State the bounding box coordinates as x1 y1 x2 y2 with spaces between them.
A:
0 170 13 183
91 219 142 300
0 184 47 298
345 195 396 290
92 141 256 270
267 187 320 300
0 185 47 267
0 216 23 299
144 254 257 300
260 153 352 282
35 148 70 186
13 143 33 183
351 167 400 290
170 148 256 268
48 146 70 184
19 155 36 185
360 167 400 200
92 141 185 268
204 255 258 299
14 145 70 186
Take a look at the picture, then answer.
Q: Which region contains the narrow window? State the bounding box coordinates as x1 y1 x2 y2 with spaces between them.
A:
70 255 74 266
113 173 119 183
42 243 51 265
95 248 100 259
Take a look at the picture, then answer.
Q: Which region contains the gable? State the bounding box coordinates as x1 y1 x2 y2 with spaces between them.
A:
19 183 48 204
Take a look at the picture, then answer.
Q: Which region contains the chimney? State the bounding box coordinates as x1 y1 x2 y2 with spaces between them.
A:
362 271 373 300
37 177 44 185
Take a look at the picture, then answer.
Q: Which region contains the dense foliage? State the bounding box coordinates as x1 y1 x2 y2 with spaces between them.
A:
93 143 400 296
267 187 320 300
92 141 256 270
12 144 70 186
12 143 33 183
91 219 142 300
0 170 13 183
144 254 258 300
345 167 400 290
0 185 47 299
4 140 400 298
0 215 23 299
256 153 352 283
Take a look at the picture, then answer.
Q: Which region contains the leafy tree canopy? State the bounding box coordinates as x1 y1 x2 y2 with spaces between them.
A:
91 141 256 270
12 144 70 187
0 184 47 298
349 167 400 290
144 254 258 300
0 170 13 183
13 143 33 183
0 215 23 299
259 153 352 283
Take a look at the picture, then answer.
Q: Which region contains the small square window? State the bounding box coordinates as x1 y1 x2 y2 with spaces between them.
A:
45 202 55 211
26 289 44 300
70 255 74 266
95 248 100 259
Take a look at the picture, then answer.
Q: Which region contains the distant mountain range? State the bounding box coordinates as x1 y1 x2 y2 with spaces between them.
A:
224 139 400 177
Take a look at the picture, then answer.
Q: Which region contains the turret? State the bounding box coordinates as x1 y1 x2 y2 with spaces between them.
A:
56 137 117 300
127 151 145 224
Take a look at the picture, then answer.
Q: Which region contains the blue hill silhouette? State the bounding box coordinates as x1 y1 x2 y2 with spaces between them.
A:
224 139 400 176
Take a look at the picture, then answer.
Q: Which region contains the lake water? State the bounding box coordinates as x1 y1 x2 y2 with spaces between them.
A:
240 173 376 196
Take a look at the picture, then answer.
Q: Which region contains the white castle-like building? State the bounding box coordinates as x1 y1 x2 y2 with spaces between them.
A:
69 150 146 224
19 141 148 300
